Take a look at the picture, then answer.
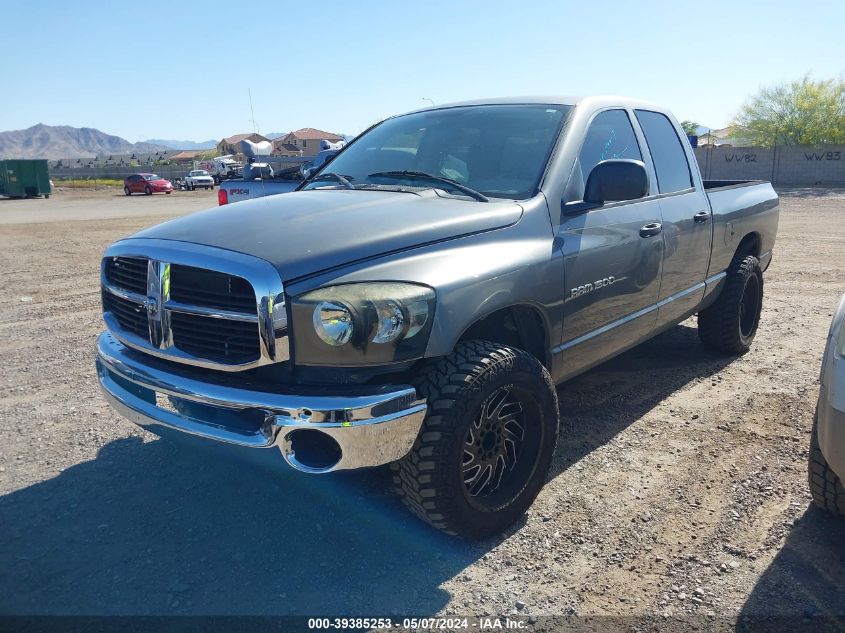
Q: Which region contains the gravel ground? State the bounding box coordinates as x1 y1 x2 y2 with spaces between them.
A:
1 187 844 625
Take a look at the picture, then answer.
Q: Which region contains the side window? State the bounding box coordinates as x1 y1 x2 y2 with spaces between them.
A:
634 110 693 193
573 109 642 199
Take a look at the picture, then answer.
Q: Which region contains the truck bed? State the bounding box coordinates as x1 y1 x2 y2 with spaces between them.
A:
703 179 779 277
703 179 766 191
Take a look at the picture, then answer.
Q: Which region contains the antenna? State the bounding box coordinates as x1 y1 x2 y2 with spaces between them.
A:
248 89 260 134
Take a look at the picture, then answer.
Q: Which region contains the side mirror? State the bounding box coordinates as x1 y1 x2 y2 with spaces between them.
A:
584 159 648 204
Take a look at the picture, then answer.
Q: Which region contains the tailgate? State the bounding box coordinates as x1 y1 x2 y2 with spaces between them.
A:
220 180 300 204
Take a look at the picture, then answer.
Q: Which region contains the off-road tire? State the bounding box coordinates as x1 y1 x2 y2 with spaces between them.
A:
391 340 559 539
809 410 845 516
698 254 763 355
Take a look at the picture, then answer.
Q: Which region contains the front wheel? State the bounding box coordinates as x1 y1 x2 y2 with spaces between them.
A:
392 341 559 539
124 186 131 196
809 410 845 516
698 254 763 355
144 186 152 195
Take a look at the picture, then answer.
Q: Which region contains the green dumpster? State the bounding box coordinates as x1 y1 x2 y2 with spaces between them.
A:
0 159 51 198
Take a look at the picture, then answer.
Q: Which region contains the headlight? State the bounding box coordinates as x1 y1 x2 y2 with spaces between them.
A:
292 282 435 366
313 301 354 346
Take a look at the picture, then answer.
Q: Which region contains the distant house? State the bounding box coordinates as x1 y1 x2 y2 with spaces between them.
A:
278 128 344 157
272 141 304 157
698 126 751 148
216 133 270 156
169 150 205 164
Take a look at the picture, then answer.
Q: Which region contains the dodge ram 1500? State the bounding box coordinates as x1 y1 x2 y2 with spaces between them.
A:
96 96 779 537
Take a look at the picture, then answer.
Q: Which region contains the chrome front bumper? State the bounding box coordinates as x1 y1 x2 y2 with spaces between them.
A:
96 332 426 472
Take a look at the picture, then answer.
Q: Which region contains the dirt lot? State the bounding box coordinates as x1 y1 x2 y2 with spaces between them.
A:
1 187 844 625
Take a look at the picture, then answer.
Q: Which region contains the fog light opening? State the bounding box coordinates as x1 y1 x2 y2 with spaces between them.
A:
283 429 342 473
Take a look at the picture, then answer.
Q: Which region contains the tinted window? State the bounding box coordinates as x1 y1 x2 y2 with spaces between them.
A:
635 110 692 193
573 109 642 199
304 105 570 200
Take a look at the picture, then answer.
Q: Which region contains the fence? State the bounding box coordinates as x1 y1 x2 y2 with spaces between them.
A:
48 156 311 182
49 165 195 181
693 145 845 186
46 146 845 186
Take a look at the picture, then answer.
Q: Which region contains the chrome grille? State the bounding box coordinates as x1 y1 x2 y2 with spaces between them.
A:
100 242 288 372
170 311 260 364
170 265 256 312
102 292 148 338
104 256 147 294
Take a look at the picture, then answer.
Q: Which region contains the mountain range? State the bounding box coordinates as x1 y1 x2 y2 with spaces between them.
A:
143 138 217 150
0 124 169 159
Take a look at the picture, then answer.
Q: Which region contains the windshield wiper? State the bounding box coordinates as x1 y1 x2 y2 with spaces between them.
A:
306 172 355 190
367 171 488 202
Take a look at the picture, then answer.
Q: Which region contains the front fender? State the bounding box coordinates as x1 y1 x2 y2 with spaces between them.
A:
284 198 563 359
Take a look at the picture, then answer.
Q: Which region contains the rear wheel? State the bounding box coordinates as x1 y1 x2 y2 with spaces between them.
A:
144 186 152 195
809 411 845 516
124 186 131 196
392 341 559 538
698 254 762 355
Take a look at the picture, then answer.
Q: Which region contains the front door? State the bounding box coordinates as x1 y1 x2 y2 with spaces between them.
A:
556 109 664 378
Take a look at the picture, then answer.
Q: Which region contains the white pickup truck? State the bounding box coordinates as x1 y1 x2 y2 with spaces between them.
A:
183 169 215 191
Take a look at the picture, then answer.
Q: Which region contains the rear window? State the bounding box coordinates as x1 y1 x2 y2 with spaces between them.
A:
634 110 693 193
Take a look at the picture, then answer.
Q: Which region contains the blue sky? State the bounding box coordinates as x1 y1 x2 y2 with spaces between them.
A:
4 0 843 141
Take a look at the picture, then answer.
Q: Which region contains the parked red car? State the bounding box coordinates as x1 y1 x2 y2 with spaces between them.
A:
124 173 173 195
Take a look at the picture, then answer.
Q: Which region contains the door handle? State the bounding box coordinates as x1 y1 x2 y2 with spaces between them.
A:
693 210 711 223
639 222 663 238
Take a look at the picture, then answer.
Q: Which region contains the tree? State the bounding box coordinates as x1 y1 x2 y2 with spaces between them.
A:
733 75 845 147
680 120 700 136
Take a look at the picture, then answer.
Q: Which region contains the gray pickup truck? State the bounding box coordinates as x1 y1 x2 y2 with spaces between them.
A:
217 148 341 205
96 96 779 538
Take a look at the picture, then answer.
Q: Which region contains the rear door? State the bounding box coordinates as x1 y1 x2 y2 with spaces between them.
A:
634 110 712 323
556 108 664 377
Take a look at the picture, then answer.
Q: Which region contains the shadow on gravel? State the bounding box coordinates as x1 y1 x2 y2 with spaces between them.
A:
736 506 845 631
2 322 737 616
552 322 734 477
0 434 480 616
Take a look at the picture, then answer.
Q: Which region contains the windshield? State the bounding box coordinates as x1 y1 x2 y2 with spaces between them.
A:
143 174 161 181
190 170 209 176
302 104 570 200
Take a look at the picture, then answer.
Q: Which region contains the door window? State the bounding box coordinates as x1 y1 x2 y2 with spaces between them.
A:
572 109 642 199
634 110 693 193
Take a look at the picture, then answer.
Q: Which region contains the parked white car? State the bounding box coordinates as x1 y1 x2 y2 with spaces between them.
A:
809 293 845 516
184 170 215 191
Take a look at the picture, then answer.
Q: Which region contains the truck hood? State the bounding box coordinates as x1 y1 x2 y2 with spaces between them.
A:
128 189 523 281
